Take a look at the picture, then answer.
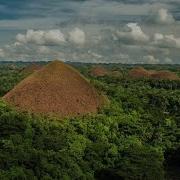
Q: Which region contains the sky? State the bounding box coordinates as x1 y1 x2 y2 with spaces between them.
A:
0 0 180 64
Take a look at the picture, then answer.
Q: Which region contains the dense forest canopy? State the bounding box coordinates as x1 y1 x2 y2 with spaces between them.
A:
0 62 179 180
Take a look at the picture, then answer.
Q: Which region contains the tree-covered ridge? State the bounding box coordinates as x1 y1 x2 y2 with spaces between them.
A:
0 63 179 179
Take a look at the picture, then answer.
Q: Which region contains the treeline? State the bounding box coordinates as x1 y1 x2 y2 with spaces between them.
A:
0 66 25 96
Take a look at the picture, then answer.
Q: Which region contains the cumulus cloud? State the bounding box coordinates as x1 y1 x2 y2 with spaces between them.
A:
69 28 86 45
36 46 66 60
0 24 178 64
88 50 102 59
150 8 175 24
14 42 22 47
164 57 173 64
116 23 149 43
0 49 5 57
37 46 51 54
143 55 160 64
153 33 180 48
16 29 65 46
117 53 130 63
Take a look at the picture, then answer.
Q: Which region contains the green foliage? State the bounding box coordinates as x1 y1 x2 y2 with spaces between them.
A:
0 66 25 96
0 102 166 179
0 63 179 179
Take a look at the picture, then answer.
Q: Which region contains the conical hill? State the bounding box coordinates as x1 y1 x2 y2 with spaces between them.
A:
3 60 103 117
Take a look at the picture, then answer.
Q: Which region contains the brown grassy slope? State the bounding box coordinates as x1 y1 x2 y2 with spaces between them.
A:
128 67 150 78
150 70 179 80
128 67 179 80
3 60 103 117
90 66 109 77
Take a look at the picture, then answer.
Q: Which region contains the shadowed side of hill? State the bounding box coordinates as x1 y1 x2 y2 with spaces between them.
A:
3 60 103 117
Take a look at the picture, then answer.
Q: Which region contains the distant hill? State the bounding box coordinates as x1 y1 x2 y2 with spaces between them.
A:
129 67 179 80
150 70 179 80
90 66 109 77
129 67 150 79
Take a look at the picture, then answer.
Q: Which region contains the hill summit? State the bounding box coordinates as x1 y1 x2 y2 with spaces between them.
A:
3 60 103 117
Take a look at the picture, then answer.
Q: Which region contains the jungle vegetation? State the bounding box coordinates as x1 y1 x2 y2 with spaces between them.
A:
0 62 179 180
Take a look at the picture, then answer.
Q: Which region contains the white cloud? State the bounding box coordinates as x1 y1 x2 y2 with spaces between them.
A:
153 33 180 48
88 50 102 59
150 8 175 24
0 49 5 57
143 55 160 64
37 46 51 54
69 28 86 45
116 23 149 43
118 53 130 63
164 57 173 64
0 24 179 64
14 42 22 47
16 29 65 46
